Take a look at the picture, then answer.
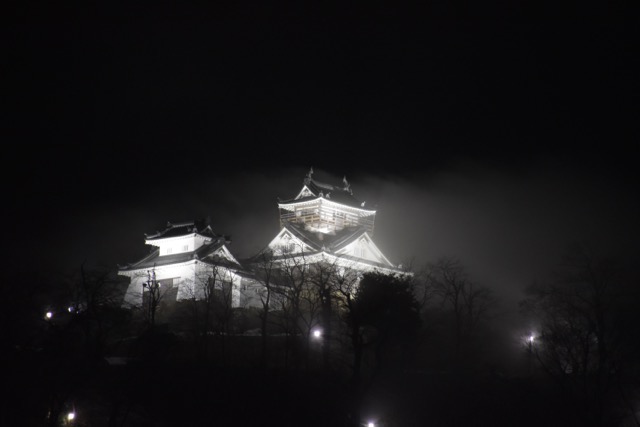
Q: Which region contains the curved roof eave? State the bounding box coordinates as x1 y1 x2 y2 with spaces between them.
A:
278 197 376 214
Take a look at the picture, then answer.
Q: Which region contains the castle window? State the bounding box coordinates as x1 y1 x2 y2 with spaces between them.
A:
279 242 295 253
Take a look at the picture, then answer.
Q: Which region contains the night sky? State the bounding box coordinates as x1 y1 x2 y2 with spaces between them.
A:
6 3 639 309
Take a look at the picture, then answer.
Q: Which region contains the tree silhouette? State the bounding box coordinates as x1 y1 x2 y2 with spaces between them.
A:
520 244 640 426
421 257 496 363
250 250 279 369
347 271 421 376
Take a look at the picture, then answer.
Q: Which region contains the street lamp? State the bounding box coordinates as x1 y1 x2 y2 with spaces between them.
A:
312 328 322 339
63 410 76 426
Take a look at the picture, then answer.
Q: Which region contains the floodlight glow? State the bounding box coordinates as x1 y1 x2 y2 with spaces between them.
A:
313 329 322 338
367 422 375 427
529 335 535 343
67 412 75 421
45 312 53 320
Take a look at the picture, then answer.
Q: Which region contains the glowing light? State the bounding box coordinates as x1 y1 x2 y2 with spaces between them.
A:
67 412 75 421
367 422 375 427
45 312 53 320
312 329 322 338
528 335 535 343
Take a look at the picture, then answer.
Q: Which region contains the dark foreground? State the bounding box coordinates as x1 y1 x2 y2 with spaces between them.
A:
3 346 608 427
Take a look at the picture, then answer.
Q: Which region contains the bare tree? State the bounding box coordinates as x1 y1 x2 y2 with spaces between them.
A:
308 258 343 370
332 266 364 384
270 243 310 369
520 244 640 426
251 247 351 371
211 270 236 364
184 258 238 363
31 263 131 427
130 266 167 328
250 250 279 369
73 262 130 359
423 257 496 362
411 261 437 313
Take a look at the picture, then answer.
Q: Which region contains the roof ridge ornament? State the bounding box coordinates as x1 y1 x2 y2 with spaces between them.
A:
343 176 352 194
304 167 314 184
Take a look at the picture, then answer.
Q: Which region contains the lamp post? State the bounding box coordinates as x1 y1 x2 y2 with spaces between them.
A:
143 268 161 326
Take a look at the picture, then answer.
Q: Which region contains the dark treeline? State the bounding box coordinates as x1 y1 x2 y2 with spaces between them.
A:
3 245 640 427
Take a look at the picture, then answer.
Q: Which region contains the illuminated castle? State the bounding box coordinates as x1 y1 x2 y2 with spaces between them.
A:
259 168 401 274
118 219 248 308
119 169 404 309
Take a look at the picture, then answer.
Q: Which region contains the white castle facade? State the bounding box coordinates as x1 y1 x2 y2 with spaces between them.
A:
119 169 405 309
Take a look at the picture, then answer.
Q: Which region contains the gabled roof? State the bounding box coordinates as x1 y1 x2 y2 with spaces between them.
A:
250 225 399 271
248 222 358 261
282 222 368 252
119 238 240 272
323 252 400 272
278 170 372 210
283 223 397 268
144 219 229 241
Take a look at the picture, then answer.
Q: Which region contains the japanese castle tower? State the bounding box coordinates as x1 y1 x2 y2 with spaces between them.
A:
119 169 404 308
260 168 401 274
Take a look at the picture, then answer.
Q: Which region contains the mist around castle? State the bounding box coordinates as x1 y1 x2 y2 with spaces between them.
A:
5 170 640 427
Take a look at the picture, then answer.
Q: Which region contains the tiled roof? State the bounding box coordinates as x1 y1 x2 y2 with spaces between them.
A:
119 239 236 271
144 219 228 241
323 252 400 271
283 222 368 252
279 176 371 210
281 223 401 270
